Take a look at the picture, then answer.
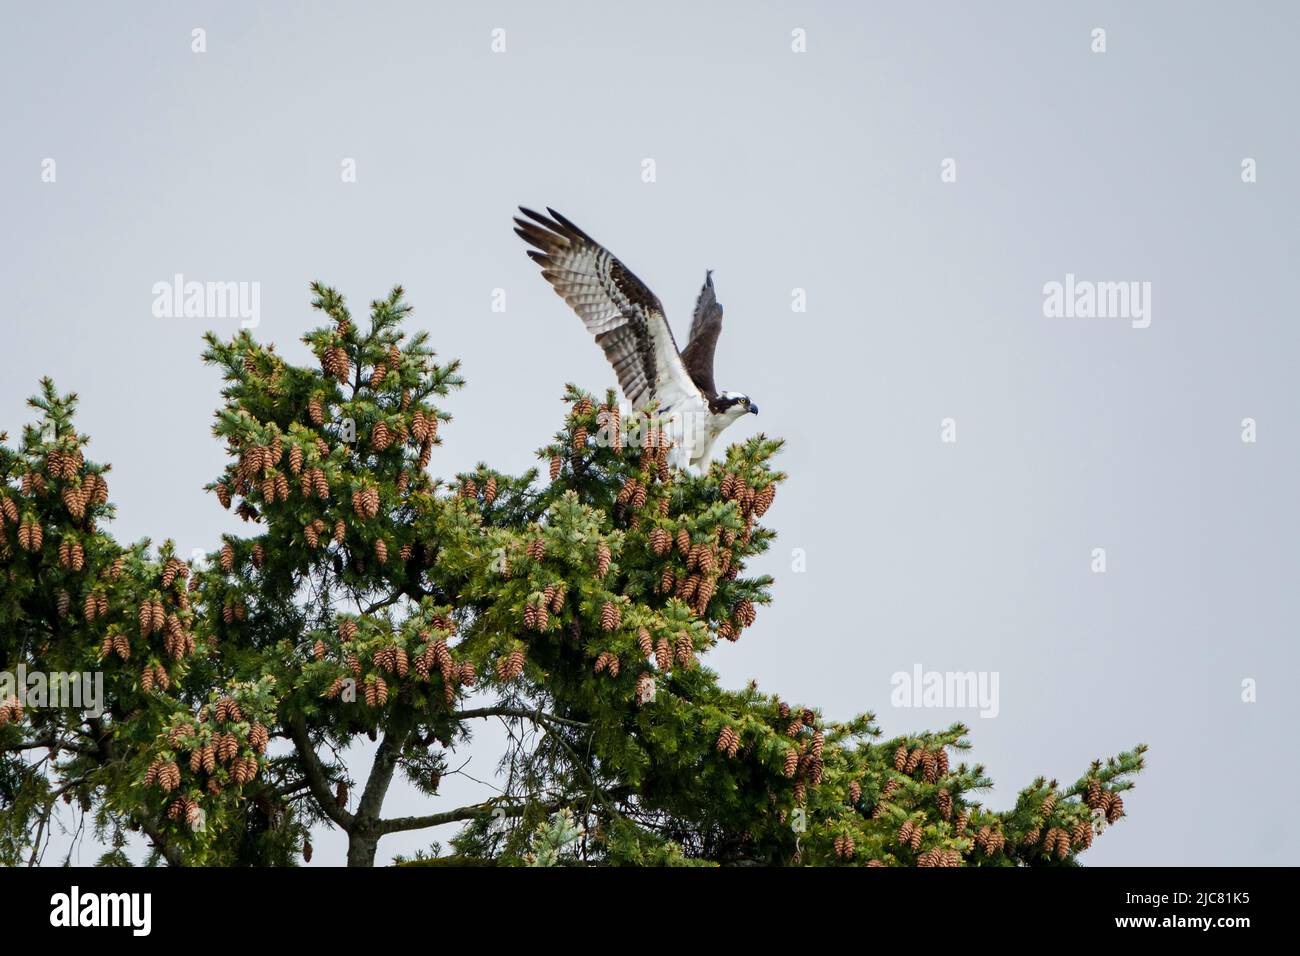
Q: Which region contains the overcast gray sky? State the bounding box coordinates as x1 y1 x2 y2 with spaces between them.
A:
4 0 1297 865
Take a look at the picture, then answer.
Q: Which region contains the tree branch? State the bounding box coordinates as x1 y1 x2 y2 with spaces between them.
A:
354 714 413 826
452 705 589 730
377 794 566 836
139 820 186 868
286 713 354 829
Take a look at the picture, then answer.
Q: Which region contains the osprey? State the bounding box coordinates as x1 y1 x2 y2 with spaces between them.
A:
514 207 758 470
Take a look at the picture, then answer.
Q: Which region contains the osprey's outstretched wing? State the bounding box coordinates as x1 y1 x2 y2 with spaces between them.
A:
680 271 723 400
514 207 700 412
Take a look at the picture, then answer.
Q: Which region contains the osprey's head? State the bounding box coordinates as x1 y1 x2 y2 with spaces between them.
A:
714 391 759 419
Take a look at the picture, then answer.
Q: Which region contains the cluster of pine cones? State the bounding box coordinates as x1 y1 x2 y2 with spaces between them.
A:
650 525 742 620
973 825 1007 855
716 725 741 758
0 696 24 726
1085 777 1125 823
136 601 195 660
351 486 381 519
60 474 107 522
897 819 926 851
10 446 110 537
893 743 949 783
521 576 564 628
319 341 350 382
13 517 44 551
166 795 203 827
139 663 171 692
716 597 756 642
457 473 497 505
916 847 961 867
718 470 775 543
216 344 441 539
144 759 182 792
496 648 525 681
1025 824 1086 858
774 706 824 801
593 650 620 676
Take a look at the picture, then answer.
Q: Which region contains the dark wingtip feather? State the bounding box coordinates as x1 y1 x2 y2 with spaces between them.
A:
545 207 596 243
518 206 561 231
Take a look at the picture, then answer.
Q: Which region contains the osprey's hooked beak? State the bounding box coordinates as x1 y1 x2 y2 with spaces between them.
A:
748 402 759 415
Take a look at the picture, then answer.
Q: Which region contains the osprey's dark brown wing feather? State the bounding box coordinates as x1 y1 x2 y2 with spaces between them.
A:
679 271 723 400
515 207 698 412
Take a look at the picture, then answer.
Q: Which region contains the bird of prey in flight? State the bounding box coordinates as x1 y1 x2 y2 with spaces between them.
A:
514 207 758 470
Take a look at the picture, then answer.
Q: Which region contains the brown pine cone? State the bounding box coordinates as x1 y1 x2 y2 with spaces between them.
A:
658 567 675 594
904 748 923 775
735 599 757 628
496 649 525 681
673 632 694 666
898 820 915 846
249 723 269 753
716 726 736 754
922 751 938 783
617 477 637 504
1106 795 1124 823
600 601 621 631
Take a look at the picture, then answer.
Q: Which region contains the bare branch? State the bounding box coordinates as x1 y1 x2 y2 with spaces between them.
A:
286 714 355 830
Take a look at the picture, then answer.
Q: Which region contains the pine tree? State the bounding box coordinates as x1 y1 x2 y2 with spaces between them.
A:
0 286 1147 866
